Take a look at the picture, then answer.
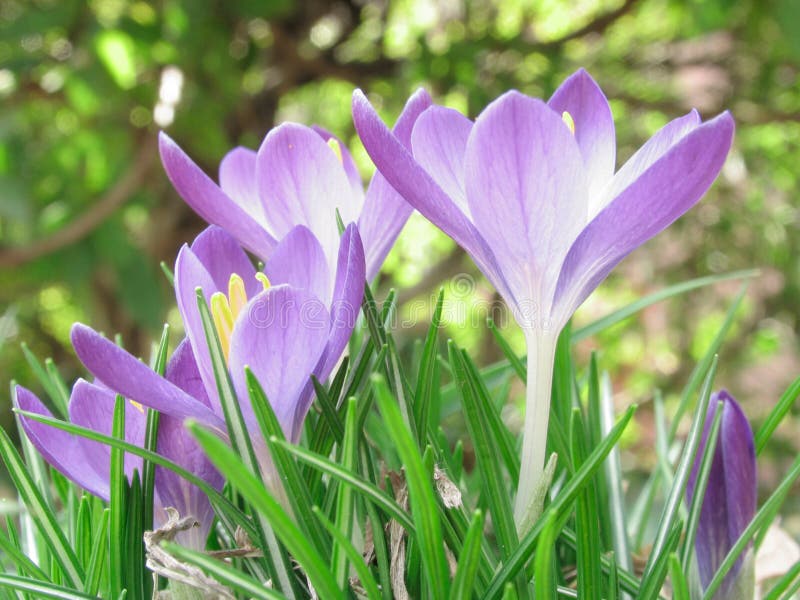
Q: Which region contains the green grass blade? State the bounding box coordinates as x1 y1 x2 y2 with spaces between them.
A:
109 396 127 597
188 421 345 600
373 374 450 598
487 317 526 382
638 521 683 600
534 511 559 600
161 542 287 600
414 288 444 441
572 269 758 342
0 528 49 580
669 552 690 600
0 421 83 588
83 509 109 596
0 575 97 599
484 405 637 599
680 400 723 571
755 373 800 455
331 397 359 590
312 506 382 600
570 409 602 600
450 509 485 600
762 562 800 600
20 343 68 418
640 357 717 586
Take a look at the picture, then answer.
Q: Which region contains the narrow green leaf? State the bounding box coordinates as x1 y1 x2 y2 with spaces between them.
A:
312 506 381 600
188 422 345 600
755 373 800 455
109 396 127 598
450 509 485 600
143 325 169 538
487 317 526 382
373 374 450 598
534 511 559 600
0 419 83 588
20 343 67 418
762 561 800 600
414 288 444 441
0 528 49 580
572 269 758 342
331 397 359 589
83 509 109 596
669 552 690 600
0 575 97 599
638 521 683 600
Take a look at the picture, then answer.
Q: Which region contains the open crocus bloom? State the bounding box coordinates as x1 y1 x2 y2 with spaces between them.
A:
14 339 223 550
70 224 365 483
159 89 431 281
687 390 756 599
353 68 735 524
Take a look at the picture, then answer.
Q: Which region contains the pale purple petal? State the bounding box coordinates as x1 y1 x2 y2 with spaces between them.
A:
228 285 330 441
311 125 365 203
154 415 223 550
165 338 212 409
159 132 277 259
687 390 756 593
187 226 260 298
70 323 224 429
357 88 433 280
411 106 472 216
256 123 353 265
553 112 734 326
352 90 513 301
174 244 222 416
465 91 588 324
69 379 146 484
595 110 701 217
548 69 616 204
14 386 110 499
264 225 331 307
219 147 264 225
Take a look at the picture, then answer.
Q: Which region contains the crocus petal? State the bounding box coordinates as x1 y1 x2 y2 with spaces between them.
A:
165 338 212 409
174 242 225 415
264 225 331 307
464 91 588 324
596 110 701 217
411 105 472 216
154 415 223 550
548 68 616 208
311 125 365 203
14 386 109 499
357 88 433 280
188 226 260 298
352 90 513 302
71 323 224 429
159 132 276 259
219 147 264 225
553 111 734 326
688 391 756 594
228 285 330 440
256 123 354 267
69 379 146 484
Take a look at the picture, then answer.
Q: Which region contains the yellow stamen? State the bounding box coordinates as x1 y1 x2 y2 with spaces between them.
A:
129 400 145 414
227 274 247 318
256 272 271 290
327 138 343 164
210 291 234 361
562 111 575 135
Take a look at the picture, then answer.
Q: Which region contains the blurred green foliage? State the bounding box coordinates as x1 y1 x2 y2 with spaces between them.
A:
1 0 800 486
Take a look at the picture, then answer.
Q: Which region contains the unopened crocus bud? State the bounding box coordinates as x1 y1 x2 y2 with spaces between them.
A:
687 390 756 599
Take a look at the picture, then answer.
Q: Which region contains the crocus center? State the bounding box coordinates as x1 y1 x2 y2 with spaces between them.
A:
210 273 270 361
326 138 344 164
561 111 575 135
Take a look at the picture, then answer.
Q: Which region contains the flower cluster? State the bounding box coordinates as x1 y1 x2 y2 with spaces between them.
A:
14 70 735 558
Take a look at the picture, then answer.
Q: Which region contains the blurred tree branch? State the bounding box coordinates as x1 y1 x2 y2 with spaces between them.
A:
0 135 158 269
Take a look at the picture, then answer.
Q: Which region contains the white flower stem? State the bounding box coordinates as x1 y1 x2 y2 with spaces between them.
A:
514 331 558 527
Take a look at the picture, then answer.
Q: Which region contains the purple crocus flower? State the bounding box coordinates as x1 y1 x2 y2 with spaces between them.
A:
158 90 431 281
687 390 756 599
69 224 365 481
14 339 223 550
352 69 735 523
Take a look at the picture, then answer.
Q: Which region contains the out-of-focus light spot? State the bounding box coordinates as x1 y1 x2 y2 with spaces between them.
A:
130 105 151 127
21 34 42 52
310 15 342 49
242 69 266 95
55 109 78 134
247 18 272 46
0 69 16 96
41 69 65 93
154 103 175 127
229 37 248 59
130 1 157 25
49 38 72 60
158 66 183 105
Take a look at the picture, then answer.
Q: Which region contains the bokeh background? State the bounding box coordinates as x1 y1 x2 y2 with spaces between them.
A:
2 0 800 514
